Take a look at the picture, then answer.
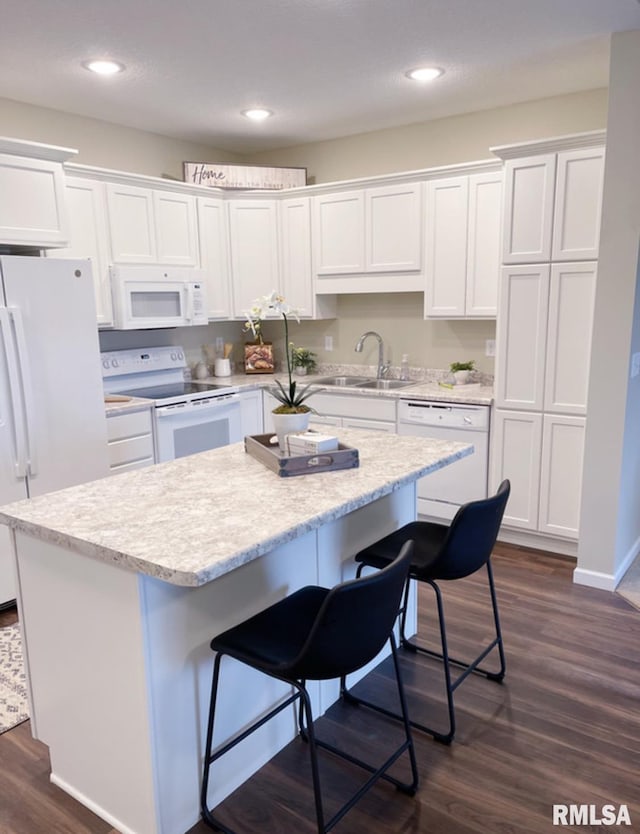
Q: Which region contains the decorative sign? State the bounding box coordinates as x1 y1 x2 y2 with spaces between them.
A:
244 342 275 374
183 162 307 191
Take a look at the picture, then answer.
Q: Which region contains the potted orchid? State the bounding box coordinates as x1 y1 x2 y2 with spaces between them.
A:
244 291 320 448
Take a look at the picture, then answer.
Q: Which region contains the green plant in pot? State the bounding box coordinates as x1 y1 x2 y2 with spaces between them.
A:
290 344 318 376
449 359 475 385
244 292 320 449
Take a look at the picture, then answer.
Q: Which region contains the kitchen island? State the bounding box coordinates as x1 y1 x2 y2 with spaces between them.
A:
0 428 472 834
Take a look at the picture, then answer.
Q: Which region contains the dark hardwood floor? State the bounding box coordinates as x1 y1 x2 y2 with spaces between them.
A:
1 543 639 834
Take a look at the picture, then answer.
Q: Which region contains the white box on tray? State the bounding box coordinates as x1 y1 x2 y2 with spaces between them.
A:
285 431 340 456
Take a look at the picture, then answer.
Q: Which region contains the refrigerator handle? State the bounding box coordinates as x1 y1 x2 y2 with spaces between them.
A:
0 307 29 478
9 307 38 478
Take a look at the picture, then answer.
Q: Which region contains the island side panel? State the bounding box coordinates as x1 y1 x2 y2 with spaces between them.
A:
14 531 159 834
139 530 322 834
316 482 418 709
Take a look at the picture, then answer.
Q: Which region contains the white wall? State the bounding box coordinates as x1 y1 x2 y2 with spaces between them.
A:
577 30 640 589
0 96 240 179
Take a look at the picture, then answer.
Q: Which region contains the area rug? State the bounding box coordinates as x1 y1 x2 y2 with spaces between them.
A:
0 623 29 734
616 556 640 611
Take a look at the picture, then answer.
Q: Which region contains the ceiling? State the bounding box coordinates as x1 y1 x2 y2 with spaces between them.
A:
2 0 640 154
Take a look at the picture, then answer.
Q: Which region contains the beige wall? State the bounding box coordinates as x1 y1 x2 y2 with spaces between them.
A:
578 31 640 584
0 96 240 179
244 89 608 183
0 89 608 376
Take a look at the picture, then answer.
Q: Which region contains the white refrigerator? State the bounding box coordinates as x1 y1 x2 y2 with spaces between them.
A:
0 256 109 607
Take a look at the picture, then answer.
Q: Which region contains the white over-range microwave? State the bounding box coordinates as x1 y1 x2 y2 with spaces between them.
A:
110 265 208 329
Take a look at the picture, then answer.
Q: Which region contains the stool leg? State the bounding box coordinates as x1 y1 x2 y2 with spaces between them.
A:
201 652 235 833
485 560 506 681
294 681 326 834
388 632 419 794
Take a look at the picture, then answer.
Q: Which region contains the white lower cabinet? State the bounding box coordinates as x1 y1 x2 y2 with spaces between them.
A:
238 389 264 438
106 408 154 473
262 391 397 435
491 409 585 540
538 414 585 539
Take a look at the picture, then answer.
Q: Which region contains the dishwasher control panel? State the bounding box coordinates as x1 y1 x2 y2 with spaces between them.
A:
399 400 490 430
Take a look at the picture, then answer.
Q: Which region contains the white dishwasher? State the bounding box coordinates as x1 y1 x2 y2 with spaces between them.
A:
398 399 490 521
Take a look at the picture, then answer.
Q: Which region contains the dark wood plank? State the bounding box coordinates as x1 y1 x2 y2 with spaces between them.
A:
1 545 639 834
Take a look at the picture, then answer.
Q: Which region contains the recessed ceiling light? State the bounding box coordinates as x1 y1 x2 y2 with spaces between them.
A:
405 67 444 82
82 59 125 76
241 108 273 122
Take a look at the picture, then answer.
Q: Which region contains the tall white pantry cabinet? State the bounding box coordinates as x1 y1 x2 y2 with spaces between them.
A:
491 136 605 545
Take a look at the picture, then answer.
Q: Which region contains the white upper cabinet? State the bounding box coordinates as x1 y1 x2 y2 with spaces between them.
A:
47 176 114 327
365 182 422 272
543 262 596 414
313 190 365 275
152 191 198 266
228 199 280 317
501 145 604 264
197 196 231 320
312 181 423 293
425 170 502 318
495 264 550 411
0 147 71 248
106 183 198 266
551 147 604 262
280 196 313 317
502 154 556 264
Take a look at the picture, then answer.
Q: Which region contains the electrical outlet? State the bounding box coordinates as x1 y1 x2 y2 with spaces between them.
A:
324 335 333 351
631 352 640 379
215 336 224 353
486 339 496 357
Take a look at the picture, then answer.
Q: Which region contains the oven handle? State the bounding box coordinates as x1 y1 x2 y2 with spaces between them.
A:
155 394 239 417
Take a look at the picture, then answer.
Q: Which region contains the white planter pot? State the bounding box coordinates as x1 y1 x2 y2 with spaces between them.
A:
271 410 310 452
453 370 470 385
294 366 307 376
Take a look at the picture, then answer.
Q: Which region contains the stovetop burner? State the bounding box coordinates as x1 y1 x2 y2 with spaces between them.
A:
117 382 233 400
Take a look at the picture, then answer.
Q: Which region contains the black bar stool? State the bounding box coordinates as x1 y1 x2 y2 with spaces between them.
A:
342 480 510 745
200 540 418 834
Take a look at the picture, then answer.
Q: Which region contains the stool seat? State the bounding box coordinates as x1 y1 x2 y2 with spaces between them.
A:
201 541 419 834
345 480 511 744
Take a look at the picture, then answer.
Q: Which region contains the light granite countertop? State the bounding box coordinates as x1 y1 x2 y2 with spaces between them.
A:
104 395 154 415
0 428 472 588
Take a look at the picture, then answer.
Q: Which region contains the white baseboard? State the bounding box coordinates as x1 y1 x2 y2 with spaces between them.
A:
572 567 617 592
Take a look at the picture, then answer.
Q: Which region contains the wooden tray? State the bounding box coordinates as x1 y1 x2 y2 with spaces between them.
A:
245 433 359 477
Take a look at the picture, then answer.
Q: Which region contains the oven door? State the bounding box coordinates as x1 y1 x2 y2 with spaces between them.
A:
153 394 241 462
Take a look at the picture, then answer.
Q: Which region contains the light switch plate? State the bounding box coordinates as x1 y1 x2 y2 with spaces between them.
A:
485 339 496 357
324 335 333 351
631 352 640 378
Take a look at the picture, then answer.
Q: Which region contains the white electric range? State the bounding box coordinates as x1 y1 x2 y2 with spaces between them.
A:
101 346 241 462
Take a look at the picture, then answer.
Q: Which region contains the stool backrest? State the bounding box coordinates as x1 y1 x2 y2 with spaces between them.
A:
430 479 510 580
291 540 414 681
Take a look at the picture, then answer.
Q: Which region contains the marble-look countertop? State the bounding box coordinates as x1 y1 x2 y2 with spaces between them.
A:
194 370 494 406
0 428 472 588
104 395 154 415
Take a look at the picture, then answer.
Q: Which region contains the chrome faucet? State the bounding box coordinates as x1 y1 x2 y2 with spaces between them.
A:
355 330 388 379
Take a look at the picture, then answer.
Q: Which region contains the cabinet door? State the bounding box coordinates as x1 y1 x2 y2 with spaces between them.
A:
495 265 550 411
466 171 502 317
239 389 263 438
106 183 157 263
0 153 69 247
153 191 198 266
490 409 542 531
313 191 365 275
424 176 468 317
48 177 113 327
365 182 422 272
551 147 604 262
502 154 556 264
197 197 231 319
228 200 280 316
538 415 585 539
281 197 313 317
544 262 596 415
342 416 396 433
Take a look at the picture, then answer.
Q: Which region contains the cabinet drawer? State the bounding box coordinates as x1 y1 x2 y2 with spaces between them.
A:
108 435 155 468
106 409 153 442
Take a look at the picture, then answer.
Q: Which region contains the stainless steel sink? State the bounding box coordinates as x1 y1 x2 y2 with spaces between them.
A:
313 376 373 387
356 379 416 390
